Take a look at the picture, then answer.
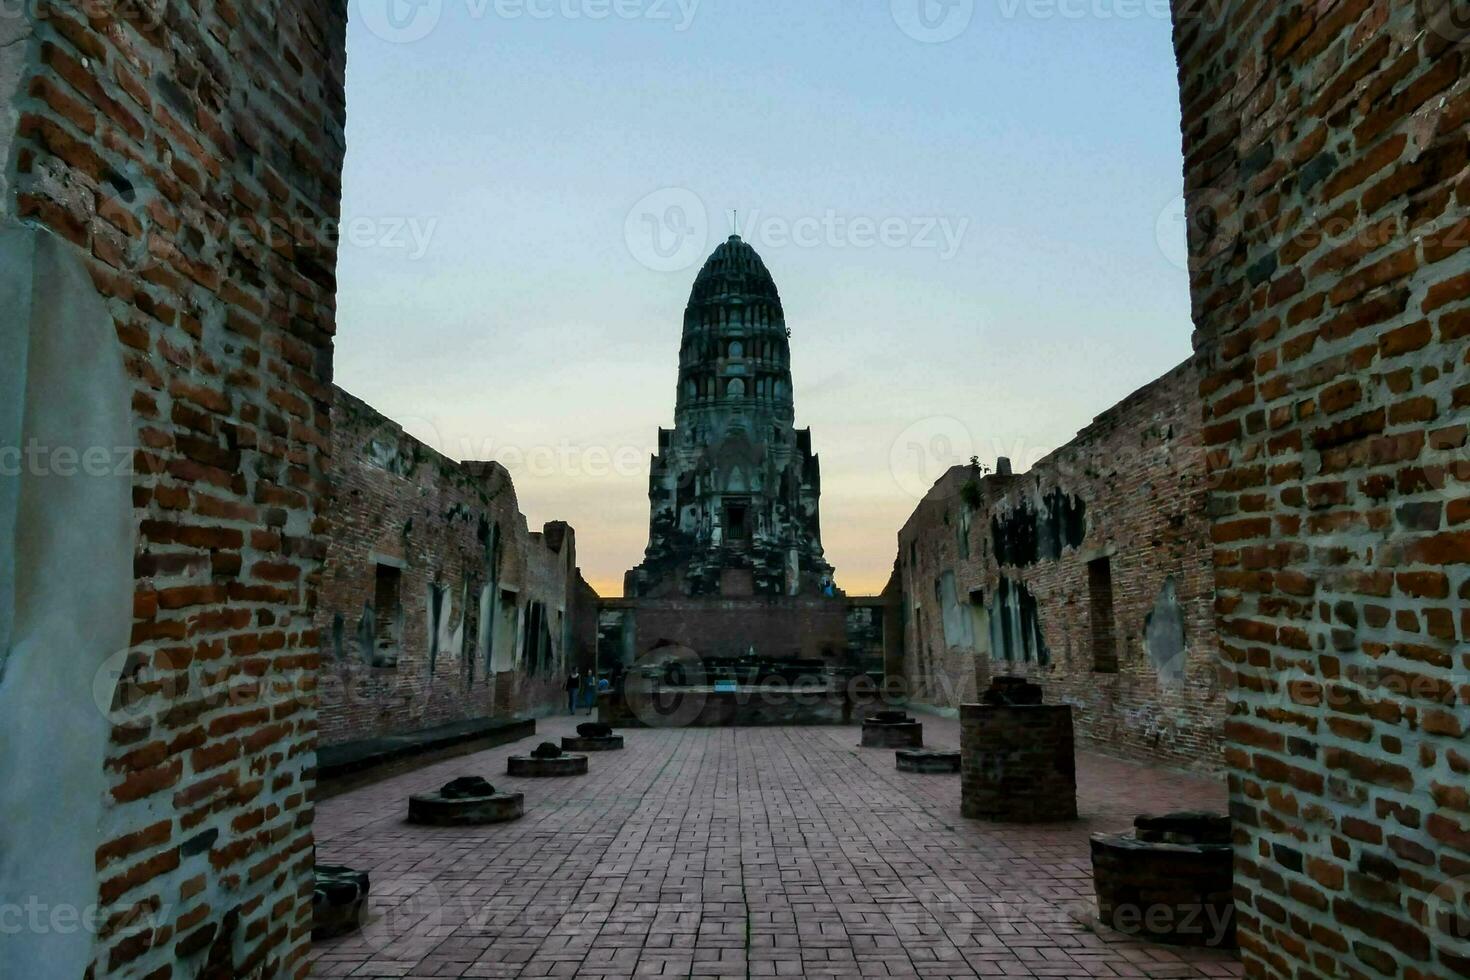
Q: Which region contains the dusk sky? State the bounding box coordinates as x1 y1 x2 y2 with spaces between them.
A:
336 0 1194 596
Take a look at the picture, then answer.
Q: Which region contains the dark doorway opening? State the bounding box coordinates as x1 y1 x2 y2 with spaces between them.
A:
1089 557 1118 673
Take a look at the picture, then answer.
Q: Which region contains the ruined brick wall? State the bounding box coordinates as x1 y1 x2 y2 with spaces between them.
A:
1173 1 1470 975
571 575 601 672
1 2 346 975
315 389 589 745
896 358 1224 768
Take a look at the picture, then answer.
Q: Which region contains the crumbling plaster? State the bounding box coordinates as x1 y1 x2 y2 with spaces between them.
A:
0 11 34 213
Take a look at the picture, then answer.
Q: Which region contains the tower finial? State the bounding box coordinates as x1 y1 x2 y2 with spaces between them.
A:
730 209 739 239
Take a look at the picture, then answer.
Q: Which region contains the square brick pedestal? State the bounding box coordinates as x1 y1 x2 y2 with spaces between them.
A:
960 703 1077 822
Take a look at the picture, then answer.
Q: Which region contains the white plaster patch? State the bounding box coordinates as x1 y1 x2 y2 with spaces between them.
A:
1144 576 1188 686
938 570 975 651
0 223 134 977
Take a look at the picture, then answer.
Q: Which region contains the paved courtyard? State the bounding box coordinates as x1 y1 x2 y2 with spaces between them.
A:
312 716 1242 979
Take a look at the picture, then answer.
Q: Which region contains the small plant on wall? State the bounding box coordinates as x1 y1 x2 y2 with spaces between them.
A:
961 456 990 511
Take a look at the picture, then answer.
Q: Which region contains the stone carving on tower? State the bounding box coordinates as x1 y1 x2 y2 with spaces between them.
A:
627 236 836 599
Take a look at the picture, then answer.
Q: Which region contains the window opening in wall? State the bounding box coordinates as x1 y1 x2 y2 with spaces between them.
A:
1089 557 1118 673
372 563 402 668
523 602 541 674
427 582 448 674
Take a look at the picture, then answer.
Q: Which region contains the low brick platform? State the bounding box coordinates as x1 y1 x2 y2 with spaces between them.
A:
407 777 525 826
1092 813 1236 949
861 714 923 748
601 684 855 727
508 753 589 777
896 749 961 773
961 702 1077 822
562 735 625 752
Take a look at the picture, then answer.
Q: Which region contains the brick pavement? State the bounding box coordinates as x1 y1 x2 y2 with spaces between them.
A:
312 715 1242 979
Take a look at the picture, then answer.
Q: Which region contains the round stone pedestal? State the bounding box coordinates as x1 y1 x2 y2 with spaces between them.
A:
862 717 923 748
508 753 589 777
313 865 369 940
562 735 624 752
896 749 960 773
408 778 525 825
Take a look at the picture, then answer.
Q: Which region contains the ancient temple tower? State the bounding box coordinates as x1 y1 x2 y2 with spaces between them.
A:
627 236 834 598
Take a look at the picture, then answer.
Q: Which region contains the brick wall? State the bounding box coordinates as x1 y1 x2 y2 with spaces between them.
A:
572 574 601 673
1 2 347 976
895 358 1225 769
315 388 595 745
598 595 851 664
1175 1 1470 975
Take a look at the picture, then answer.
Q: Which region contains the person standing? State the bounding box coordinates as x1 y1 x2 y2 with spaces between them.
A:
583 669 597 714
565 669 580 714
